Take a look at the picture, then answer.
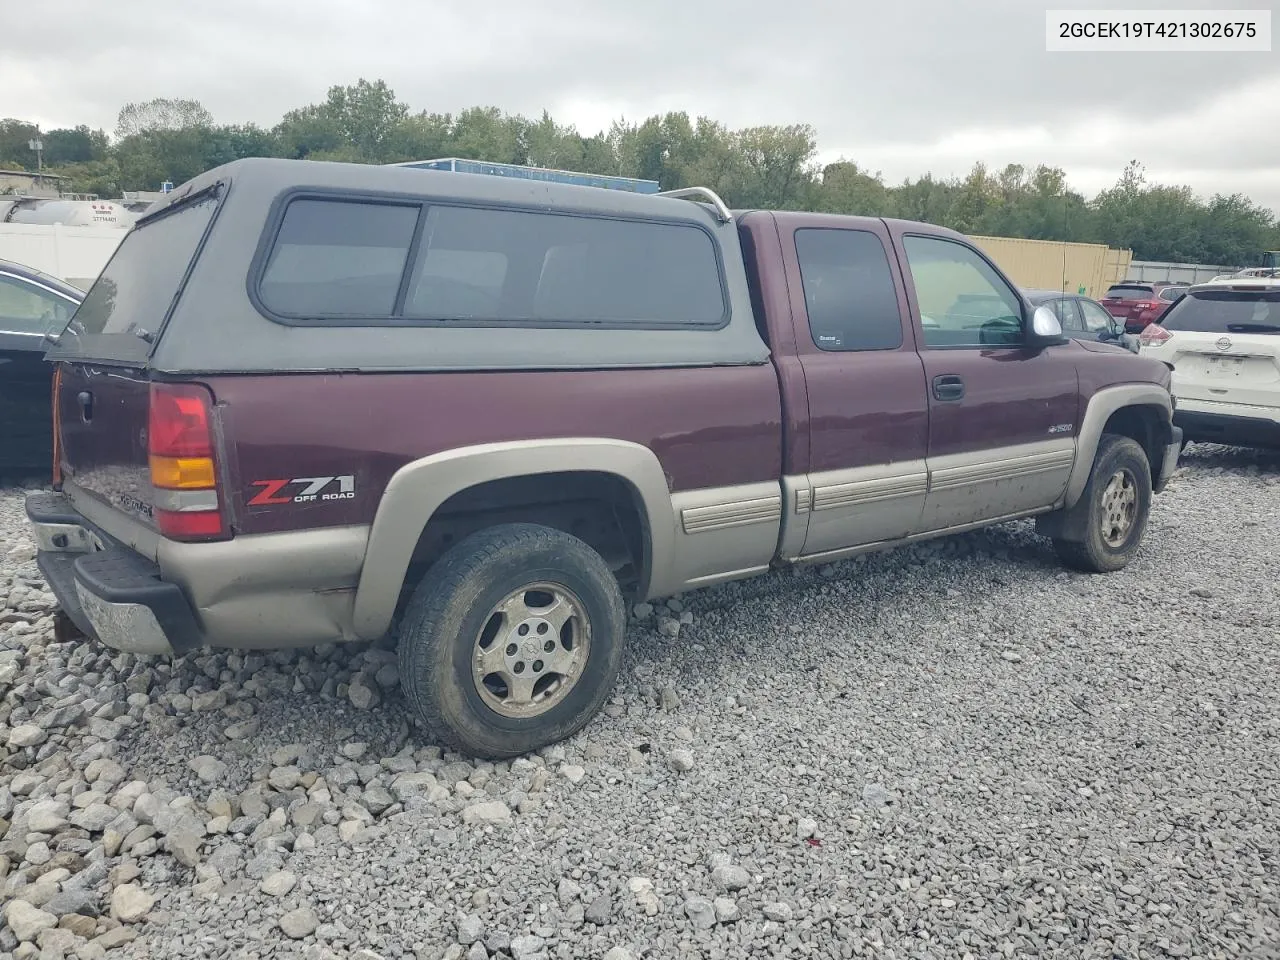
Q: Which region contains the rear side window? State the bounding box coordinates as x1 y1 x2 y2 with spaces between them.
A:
1162 290 1280 334
1105 285 1154 300
794 228 903 351
256 196 728 328
259 199 419 317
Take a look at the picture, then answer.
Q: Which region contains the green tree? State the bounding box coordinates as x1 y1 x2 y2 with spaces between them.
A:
385 112 454 164
893 173 957 226
449 107 525 164
0 118 41 169
813 161 895 216
48 158 123 198
42 126 110 166
276 79 408 162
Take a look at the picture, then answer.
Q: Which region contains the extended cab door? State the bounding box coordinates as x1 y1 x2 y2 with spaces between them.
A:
889 229 1079 531
773 215 930 559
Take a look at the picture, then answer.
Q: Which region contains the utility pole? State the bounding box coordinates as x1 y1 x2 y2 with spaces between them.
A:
28 127 44 192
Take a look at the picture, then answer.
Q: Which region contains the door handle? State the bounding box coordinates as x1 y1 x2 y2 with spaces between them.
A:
932 375 964 401
77 390 94 422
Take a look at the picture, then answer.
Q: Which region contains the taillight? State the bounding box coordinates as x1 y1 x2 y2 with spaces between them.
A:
148 382 227 541
1139 324 1172 347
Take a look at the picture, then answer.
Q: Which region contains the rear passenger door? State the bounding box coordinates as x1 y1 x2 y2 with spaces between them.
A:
780 220 930 558
891 231 1079 532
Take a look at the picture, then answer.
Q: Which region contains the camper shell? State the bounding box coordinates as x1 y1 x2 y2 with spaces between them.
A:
46 157 768 374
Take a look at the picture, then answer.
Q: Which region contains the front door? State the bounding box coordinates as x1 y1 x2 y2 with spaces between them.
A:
891 231 1080 532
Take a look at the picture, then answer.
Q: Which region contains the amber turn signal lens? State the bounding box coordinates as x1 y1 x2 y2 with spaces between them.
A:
149 455 216 489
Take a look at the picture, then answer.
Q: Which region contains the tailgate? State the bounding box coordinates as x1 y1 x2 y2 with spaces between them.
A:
1168 332 1280 408
56 363 156 531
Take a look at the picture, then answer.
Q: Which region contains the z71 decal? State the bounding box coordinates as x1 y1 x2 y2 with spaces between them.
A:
248 475 356 506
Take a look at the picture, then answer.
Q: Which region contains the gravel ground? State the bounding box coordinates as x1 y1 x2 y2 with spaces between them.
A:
1 444 1278 960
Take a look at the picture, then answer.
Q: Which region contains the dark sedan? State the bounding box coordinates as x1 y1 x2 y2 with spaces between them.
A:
1022 288 1138 353
0 259 84 476
0 258 83 352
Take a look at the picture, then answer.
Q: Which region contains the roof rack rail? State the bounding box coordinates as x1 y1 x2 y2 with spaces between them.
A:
656 186 733 223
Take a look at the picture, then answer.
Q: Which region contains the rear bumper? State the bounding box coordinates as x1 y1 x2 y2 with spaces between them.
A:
27 492 201 656
1174 400 1280 450
26 490 372 655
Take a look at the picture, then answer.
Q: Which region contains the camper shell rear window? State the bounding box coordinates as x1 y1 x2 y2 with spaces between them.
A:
251 190 731 331
45 185 222 366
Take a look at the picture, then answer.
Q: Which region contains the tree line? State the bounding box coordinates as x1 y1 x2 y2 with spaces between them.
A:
3 79 1277 266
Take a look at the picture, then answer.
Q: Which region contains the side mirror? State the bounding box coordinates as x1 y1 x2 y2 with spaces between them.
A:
1028 304 1068 348
1110 317 1125 336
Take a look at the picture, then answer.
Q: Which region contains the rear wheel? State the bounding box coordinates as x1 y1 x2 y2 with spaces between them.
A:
397 522 626 759
1053 434 1152 573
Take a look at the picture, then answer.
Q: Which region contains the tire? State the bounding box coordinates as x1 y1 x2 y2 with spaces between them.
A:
1053 433 1152 573
397 522 627 759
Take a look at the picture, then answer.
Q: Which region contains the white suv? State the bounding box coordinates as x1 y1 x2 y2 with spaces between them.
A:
1137 276 1280 450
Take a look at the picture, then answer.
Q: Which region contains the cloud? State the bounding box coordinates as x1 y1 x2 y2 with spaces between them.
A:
3 0 1277 211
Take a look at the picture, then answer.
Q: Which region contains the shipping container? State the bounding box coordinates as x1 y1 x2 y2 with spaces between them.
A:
969 234 1132 300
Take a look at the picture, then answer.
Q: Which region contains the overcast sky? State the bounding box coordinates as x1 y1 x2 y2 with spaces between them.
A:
5 0 1278 213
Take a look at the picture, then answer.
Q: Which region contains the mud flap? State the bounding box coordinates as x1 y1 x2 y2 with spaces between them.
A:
1035 501 1090 543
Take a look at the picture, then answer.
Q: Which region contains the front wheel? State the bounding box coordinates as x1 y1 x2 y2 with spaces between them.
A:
1053 434 1152 573
397 522 627 759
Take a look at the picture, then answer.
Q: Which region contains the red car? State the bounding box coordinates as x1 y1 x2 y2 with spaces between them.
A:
1100 281 1188 332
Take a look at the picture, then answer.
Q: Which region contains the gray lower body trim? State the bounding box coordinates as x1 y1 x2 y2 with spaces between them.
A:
792 462 928 558
920 440 1074 531
159 525 370 649
1156 428 1182 493
794 504 1056 566
667 482 781 593
778 476 810 560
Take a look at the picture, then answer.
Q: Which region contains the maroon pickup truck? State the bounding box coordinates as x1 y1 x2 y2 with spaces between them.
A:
27 158 1181 758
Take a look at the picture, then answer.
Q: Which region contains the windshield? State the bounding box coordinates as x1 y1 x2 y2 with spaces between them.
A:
45 187 221 365
1104 285 1154 300
1161 289 1280 335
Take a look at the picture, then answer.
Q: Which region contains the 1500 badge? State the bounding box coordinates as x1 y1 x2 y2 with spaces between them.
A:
247 475 356 506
